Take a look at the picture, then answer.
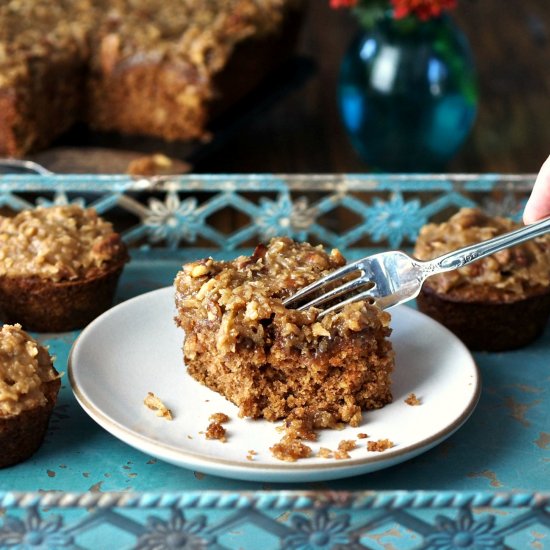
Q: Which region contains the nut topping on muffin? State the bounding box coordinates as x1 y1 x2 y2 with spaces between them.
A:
0 205 129 332
0 205 127 282
414 208 550 350
0 324 61 467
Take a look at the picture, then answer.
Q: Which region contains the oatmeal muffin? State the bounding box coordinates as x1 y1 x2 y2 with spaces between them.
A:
0 205 129 332
175 237 394 427
414 208 550 351
0 324 61 467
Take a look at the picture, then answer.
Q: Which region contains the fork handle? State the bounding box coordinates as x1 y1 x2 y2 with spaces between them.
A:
425 215 550 273
0 158 53 175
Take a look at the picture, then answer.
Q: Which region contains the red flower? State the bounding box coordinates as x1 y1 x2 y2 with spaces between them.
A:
330 0 358 8
391 0 457 20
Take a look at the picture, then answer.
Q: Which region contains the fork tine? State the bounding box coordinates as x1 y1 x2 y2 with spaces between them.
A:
296 276 372 311
282 259 365 308
317 287 378 319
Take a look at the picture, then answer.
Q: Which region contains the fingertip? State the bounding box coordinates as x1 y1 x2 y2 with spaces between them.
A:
523 207 535 225
523 155 550 224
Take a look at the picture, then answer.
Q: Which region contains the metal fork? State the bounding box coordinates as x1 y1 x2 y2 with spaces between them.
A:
283 216 550 317
0 158 53 175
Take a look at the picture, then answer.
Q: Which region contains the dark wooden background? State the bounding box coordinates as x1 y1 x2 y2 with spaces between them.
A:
202 0 550 174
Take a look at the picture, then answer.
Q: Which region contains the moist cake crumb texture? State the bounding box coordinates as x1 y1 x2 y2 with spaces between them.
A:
270 436 312 462
209 412 230 424
205 422 227 442
367 438 394 452
318 447 333 459
334 439 357 460
175 237 395 437
405 393 421 406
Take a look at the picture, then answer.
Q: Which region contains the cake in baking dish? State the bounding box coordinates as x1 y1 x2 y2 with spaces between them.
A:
0 0 303 156
174 237 394 428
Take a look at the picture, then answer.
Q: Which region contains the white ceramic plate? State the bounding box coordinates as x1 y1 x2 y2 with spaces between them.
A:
69 287 480 483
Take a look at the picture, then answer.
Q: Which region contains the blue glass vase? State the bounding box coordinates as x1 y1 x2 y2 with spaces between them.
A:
338 15 478 172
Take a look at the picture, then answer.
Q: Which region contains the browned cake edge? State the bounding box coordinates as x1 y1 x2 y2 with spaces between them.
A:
0 376 60 468
0 57 86 157
0 261 126 332
87 7 303 142
417 284 550 351
0 3 303 156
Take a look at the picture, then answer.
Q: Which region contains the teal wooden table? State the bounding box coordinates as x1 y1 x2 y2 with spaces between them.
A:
0 174 547 549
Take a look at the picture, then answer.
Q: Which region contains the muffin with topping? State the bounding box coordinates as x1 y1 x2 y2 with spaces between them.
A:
0 205 129 332
414 208 550 351
0 324 61 467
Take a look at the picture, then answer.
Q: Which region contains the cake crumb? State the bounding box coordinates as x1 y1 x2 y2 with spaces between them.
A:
246 450 257 461
205 422 227 442
405 393 421 406
367 439 394 452
318 447 333 459
270 438 312 462
357 433 368 439
144 392 173 420
126 153 190 176
282 416 318 442
209 412 230 423
334 439 357 460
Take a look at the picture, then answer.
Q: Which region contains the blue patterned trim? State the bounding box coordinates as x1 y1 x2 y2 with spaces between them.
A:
0 490 548 510
0 174 535 254
1 491 548 549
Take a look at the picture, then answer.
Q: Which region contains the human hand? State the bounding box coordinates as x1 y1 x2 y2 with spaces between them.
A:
524 155 550 224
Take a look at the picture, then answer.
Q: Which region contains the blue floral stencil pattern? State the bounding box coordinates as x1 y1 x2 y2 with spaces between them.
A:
136 510 212 550
425 509 503 549
256 193 297 240
282 509 351 550
143 193 202 248
363 193 427 248
0 174 533 254
0 508 75 549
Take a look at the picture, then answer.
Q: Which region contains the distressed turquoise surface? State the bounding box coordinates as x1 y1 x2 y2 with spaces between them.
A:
1 258 548 496
0 174 548 548
2 259 549 549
